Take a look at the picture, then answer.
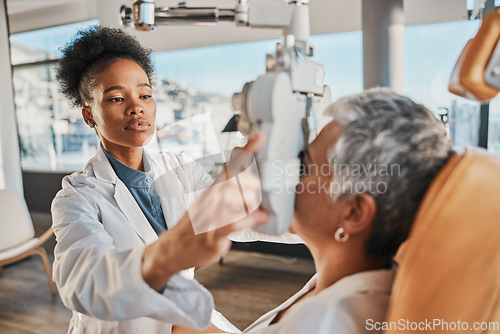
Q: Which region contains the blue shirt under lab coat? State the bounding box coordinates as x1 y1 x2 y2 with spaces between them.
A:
103 147 168 235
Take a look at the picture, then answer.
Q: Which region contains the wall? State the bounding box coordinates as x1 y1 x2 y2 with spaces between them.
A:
22 170 67 213
0 0 22 195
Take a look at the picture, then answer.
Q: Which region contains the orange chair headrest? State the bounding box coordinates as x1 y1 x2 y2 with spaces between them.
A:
449 9 500 102
385 148 500 333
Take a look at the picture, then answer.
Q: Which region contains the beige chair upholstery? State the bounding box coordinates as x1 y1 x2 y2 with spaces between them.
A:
0 188 57 295
448 9 500 102
385 148 500 333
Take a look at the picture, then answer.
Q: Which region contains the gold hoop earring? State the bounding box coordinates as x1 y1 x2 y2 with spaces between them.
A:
334 227 349 242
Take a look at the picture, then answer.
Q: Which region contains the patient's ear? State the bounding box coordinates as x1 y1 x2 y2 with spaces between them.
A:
341 193 377 235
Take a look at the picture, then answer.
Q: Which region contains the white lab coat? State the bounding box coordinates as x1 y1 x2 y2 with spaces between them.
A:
51 145 229 334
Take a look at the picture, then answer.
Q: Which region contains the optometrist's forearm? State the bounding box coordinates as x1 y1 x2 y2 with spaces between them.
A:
141 133 267 291
141 228 184 291
141 212 217 291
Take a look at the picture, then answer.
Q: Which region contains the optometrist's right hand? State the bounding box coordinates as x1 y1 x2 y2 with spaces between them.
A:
141 133 268 291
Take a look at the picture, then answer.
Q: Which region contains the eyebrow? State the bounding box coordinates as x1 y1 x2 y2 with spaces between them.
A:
103 83 151 95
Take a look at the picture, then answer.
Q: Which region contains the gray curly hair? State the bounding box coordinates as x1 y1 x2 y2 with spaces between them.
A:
326 87 452 258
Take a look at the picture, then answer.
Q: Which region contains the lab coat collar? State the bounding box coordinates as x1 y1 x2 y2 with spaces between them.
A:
146 150 190 230
90 144 157 184
114 181 158 244
89 144 158 245
90 145 118 184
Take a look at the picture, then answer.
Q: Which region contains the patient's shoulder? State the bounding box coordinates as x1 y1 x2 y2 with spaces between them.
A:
268 269 394 334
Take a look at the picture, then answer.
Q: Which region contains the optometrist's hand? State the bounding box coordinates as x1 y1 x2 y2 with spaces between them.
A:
142 133 268 291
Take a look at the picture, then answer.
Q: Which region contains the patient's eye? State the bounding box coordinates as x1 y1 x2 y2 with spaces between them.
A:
299 149 311 176
109 97 124 102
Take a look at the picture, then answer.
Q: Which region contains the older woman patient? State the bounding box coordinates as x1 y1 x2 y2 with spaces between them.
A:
218 88 450 334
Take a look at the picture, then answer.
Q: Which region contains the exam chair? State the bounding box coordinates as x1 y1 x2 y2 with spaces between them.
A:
0 188 57 295
385 148 500 333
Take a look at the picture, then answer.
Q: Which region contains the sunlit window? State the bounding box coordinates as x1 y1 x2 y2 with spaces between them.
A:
148 39 278 163
10 25 364 171
12 65 98 171
489 97 500 155
404 19 482 151
10 17 496 172
10 20 99 171
148 31 363 168
10 21 99 65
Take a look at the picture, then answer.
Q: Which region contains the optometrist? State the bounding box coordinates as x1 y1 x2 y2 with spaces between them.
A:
51 26 267 334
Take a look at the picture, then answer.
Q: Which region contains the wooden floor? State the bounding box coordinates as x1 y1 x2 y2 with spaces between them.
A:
197 251 315 330
0 213 315 333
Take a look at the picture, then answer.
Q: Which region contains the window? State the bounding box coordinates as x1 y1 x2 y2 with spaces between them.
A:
11 25 363 172
13 65 99 171
489 96 500 155
149 39 278 163
149 31 363 168
12 16 495 171
10 20 99 171
404 19 482 151
311 31 363 101
10 21 99 65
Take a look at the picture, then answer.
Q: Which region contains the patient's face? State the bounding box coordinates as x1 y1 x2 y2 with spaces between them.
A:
291 121 345 240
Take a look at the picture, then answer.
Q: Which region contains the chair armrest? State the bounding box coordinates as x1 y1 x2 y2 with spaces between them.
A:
35 227 54 247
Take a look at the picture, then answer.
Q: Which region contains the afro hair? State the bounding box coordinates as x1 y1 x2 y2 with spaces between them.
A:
56 25 154 107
